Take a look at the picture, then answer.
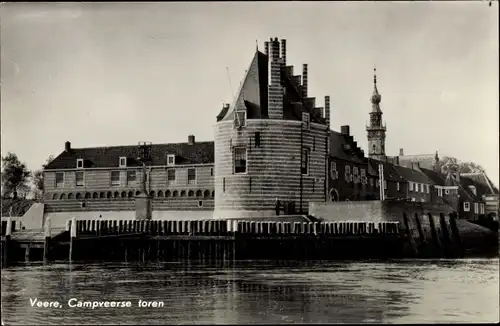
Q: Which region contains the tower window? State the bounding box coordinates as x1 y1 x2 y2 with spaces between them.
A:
301 148 309 175
255 132 261 147
372 144 376 154
234 147 247 174
76 159 84 169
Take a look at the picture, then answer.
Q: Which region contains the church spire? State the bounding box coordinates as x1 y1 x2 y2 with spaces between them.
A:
371 67 382 108
366 66 387 160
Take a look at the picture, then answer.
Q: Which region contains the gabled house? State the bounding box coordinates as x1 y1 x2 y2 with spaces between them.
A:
460 172 499 218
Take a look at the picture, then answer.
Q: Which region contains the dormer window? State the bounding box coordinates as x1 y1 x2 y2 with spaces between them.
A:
302 112 310 130
119 157 127 167
167 154 175 166
76 159 84 169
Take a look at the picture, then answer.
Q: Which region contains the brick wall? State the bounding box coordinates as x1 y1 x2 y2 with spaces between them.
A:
214 119 327 218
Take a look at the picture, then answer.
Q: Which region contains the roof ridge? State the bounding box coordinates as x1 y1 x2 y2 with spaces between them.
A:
70 141 215 150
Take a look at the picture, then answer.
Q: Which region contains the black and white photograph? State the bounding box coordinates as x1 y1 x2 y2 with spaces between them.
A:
1 1 499 324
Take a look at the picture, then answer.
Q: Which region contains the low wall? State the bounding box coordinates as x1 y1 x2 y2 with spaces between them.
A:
309 200 453 224
43 210 215 228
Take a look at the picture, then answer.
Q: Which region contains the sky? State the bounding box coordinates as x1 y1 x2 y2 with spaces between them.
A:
1 2 498 185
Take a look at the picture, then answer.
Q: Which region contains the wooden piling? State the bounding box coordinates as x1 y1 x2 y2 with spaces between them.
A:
43 217 51 263
428 213 442 257
69 217 77 262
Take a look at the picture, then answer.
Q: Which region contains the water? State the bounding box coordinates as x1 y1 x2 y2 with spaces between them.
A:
1 259 499 324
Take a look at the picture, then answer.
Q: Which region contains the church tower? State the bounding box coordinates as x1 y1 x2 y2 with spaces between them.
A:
366 68 387 161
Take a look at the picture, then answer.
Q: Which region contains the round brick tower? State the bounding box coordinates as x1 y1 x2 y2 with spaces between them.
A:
213 38 329 219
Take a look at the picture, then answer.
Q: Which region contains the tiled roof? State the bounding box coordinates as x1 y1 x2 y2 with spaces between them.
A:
45 141 215 170
461 173 499 195
420 168 445 186
396 154 438 170
217 49 325 124
392 165 433 184
458 177 483 200
367 158 404 181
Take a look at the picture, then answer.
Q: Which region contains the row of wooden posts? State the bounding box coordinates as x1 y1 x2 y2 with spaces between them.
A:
72 219 401 237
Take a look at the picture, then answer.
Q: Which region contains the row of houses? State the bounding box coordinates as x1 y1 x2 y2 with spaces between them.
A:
327 126 498 220
40 37 498 221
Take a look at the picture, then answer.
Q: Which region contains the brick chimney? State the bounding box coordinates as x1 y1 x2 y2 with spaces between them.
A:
341 125 350 136
302 64 308 98
399 148 404 156
268 37 283 119
188 135 195 145
280 39 286 65
65 141 71 152
324 96 330 129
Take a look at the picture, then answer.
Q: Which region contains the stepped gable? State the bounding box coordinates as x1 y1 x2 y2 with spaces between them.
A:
329 131 365 164
216 39 326 124
45 141 215 169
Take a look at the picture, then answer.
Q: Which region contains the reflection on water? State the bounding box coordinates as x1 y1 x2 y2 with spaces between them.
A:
1 259 499 324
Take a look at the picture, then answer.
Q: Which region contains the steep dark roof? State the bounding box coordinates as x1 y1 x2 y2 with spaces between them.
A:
329 131 365 164
217 49 325 124
45 141 215 170
420 168 445 186
396 154 438 170
393 165 433 184
367 159 404 182
461 173 499 195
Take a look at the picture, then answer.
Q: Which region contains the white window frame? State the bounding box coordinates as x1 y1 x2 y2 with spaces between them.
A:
426 184 430 194
167 169 176 184
75 171 85 187
55 172 65 188
119 156 127 167
445 189 450 195
353 167 359 175
384 180 387 189
187 168 197 185
360 169 366 177
345 165 351 175
110 170 121 186
474 203 479 214
234 147 248 174
167 154 176 166
463 202 470 212
234 110 247 128
438 188 443 197
76 159 84 169
396 182 400 191
409 182 414 191
302 112 310 130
